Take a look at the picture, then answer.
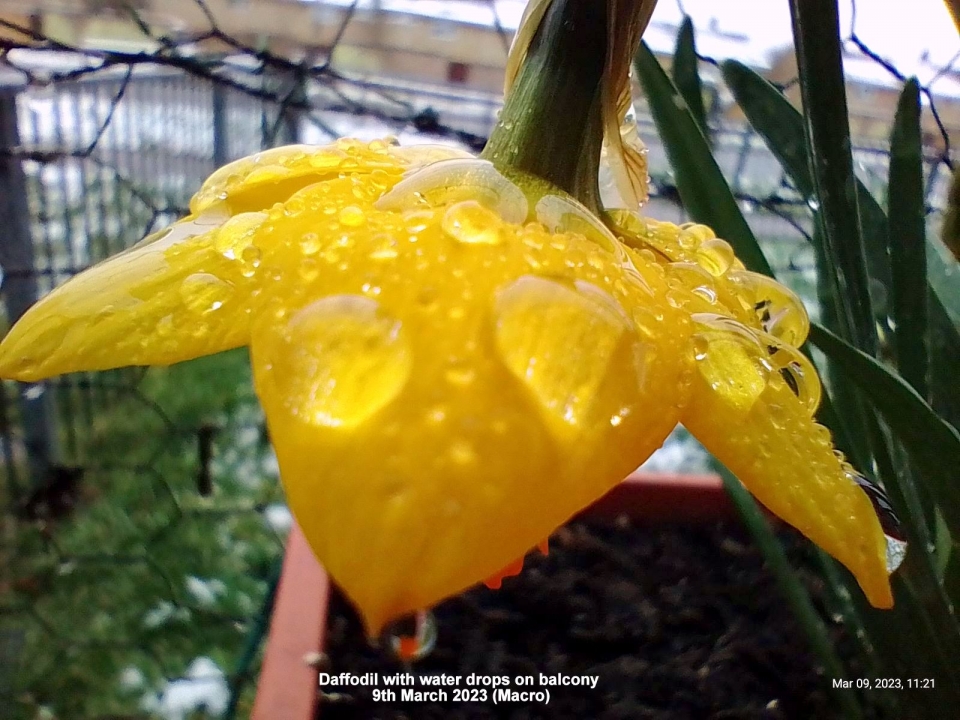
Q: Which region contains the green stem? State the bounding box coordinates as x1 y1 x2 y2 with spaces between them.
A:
480 0 607 212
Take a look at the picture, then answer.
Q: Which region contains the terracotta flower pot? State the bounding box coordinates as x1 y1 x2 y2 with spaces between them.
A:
249 471 730 719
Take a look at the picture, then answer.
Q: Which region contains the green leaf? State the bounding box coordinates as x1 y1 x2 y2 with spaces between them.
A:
787 0 878 353
720 60 894 307
808 322 960 534
888 78 929 398
634 41 772 275
720 469 863 719
672 17 709 141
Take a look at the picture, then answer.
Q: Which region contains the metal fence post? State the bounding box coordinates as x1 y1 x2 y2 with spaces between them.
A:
212 81 229 168
0 84 62 501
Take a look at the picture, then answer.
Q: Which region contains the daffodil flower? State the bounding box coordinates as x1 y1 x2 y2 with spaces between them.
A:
0 137 903 635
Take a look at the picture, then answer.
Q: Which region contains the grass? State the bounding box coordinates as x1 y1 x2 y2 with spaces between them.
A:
0 348 287 718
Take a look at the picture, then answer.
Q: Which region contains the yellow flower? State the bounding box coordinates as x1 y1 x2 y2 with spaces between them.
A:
0 138 901 635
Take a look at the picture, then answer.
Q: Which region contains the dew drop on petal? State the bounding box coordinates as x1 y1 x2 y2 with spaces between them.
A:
761 335 822 415
260 295 412 429
369 234 400 261
298 258 320 282
179 273 235 315
694 238 735 277
493 275 635 434
441 200 504 245
444 364 476 386
727 270 810 347
339 205 366 227
300 232 322 255
691 314 767 413
534 194 623 258
240 245 262 277
448 438 477 466
376 158 528 224
212 212 266 258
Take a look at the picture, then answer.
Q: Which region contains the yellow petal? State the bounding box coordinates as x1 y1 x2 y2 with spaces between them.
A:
0 140 469 383
0 209 264 381
682 314 894 608
250 195 691 635
190 139 470 215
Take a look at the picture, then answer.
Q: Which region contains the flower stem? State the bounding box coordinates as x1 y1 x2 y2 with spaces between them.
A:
480 0 608 213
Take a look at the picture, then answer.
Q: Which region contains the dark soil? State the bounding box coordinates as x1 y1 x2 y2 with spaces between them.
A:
319 517 864 720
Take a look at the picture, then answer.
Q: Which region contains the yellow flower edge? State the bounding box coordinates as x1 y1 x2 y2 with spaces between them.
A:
0 139 898 634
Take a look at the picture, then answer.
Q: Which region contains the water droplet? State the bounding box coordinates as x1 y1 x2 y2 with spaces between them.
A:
426 406 447 425
240 245 262 278
298 258 320 282
385 610 437 662
726 270 810 347
691 314 767 413
449 438 477 465
441 200 504 245
339 205 366 227
376 158 528 224
179 273 235 315
534 194 623 259
493 276 636 435
695 239 735 277
369 234 399 261
300 232 322 255
258 295 412 429
445 365 476 386
212 212 266 259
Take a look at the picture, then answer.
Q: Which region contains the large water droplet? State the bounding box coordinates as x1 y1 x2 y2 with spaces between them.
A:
212 212 267 259
493 275 635 434
727 270 810 347
691 313 767 413
534 194 623 259
761 333 822 415
375 158 528 224
385 610 437 662
441 200 504 245
695 238 735 277
179 273 235 315
261 295 412 429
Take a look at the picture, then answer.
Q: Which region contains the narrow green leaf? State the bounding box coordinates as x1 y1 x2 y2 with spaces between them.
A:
888 79 929 398
809 322 960 534
672 18 709 141
929 238 960 327
722 55 958 523
634 41 772 275
788 0 878 354
720 470 863 720
720 60 893 305
635 42 860 461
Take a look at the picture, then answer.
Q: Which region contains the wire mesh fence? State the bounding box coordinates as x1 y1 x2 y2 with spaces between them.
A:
0 1 956 717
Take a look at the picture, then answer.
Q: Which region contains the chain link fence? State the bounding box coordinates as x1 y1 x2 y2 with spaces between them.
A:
0 2 955 717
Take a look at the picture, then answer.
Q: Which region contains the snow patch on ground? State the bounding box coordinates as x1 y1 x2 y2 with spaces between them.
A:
264 504 293 534
185 576 227 607
140 657 229 720
119 666 146 691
